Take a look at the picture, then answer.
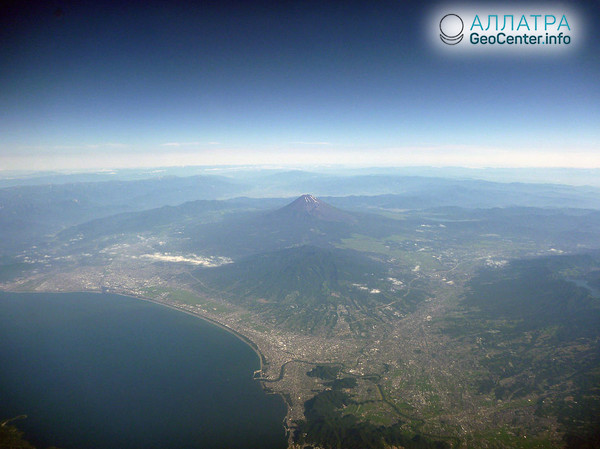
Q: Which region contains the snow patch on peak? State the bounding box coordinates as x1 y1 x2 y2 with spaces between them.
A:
276 193 355 223
300 194 319 203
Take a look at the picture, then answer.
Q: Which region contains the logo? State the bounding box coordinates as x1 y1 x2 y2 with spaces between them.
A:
430 7 580 54
439 14 464 45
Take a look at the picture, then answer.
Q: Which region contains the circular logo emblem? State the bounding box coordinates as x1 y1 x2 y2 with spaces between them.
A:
440 14 464 45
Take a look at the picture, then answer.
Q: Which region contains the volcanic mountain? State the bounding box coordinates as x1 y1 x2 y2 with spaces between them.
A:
270 194 356 223
187 194 359 257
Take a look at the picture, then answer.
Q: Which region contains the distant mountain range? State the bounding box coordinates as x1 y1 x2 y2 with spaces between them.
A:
0 175 244 252
3 171 600 254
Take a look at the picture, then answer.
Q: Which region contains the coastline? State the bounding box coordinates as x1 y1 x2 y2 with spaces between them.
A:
129 291 296 442
0 288 267 374
136 295 268 372
0 288 293 438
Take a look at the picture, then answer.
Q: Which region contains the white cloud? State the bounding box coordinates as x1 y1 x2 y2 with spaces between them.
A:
138 253 232 266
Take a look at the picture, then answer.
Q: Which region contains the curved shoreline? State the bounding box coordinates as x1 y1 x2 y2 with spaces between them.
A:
0 289 293 429
0 288 292 447
0 288 268 374
136 295 268 372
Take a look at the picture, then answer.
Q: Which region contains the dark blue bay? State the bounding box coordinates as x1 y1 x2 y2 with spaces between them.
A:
0 292 287 449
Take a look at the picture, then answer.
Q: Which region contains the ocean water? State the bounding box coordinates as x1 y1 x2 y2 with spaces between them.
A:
0 292 287 449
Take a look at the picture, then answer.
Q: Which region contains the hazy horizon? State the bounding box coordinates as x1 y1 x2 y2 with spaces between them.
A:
2 1 599 172
2 164 600 189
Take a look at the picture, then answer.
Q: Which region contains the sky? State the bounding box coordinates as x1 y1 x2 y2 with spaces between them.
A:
1 0 599 171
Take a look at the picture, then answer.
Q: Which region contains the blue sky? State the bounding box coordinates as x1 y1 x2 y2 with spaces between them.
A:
1 0 599 170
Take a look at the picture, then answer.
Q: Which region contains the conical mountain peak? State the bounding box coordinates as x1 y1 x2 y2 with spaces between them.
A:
299 194 319 203
276 194 355 222
289 194 322 210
